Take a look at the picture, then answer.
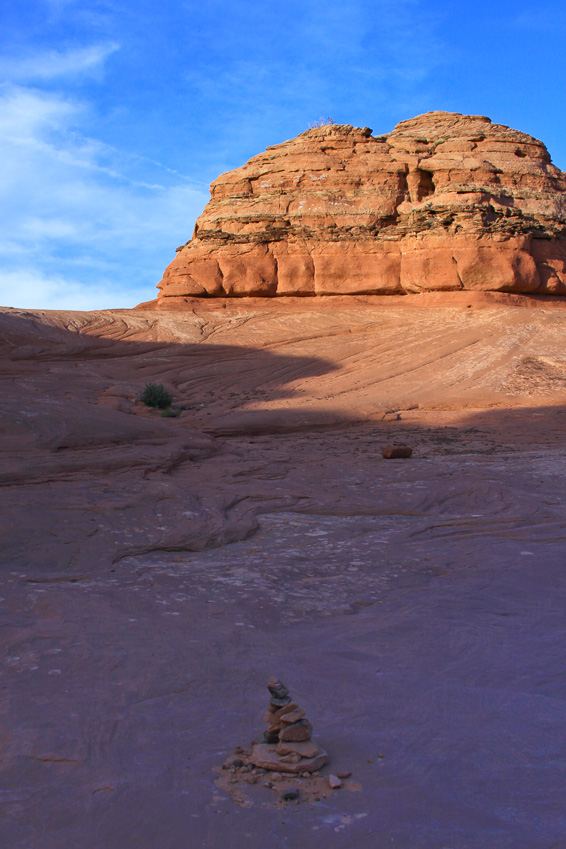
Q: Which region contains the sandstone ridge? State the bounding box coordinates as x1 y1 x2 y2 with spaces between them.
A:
158 112 566 303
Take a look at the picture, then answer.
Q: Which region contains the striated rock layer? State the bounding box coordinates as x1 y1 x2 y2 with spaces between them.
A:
157 112 566 303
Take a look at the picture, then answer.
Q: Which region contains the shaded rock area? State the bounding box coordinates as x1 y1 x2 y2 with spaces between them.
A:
1 295 566 848
158 112 566 303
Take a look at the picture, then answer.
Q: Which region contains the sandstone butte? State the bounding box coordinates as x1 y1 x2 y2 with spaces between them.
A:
156 111 566 305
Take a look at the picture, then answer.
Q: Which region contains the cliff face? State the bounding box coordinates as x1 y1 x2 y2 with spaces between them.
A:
158 112 566 302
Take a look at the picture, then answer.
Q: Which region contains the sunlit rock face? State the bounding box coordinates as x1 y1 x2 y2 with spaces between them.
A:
157 112 566 303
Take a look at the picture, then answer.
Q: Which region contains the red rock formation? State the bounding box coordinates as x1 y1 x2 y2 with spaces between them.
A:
158 112 566 303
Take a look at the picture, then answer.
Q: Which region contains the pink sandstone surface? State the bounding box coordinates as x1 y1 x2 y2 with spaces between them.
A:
158 112 566 304
1 295 566 846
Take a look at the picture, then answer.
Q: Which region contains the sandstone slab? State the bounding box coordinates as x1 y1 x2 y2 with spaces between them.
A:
276 740 320 759
263 702 298 723
249 743 328 774
279 708 306 724
279 752 300 764
278 718 313 742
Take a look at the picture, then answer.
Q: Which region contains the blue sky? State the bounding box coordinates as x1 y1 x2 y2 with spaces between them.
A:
1 0 565 309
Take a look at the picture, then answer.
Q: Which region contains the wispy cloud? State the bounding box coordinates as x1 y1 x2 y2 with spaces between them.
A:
184 0 447 148
0 42 119 82
0 269 134 311
0 83 208 309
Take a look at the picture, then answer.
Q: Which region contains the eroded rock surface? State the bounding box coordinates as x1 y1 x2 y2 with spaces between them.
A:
158 112 566 303
1 294 566 578
2 298 566 847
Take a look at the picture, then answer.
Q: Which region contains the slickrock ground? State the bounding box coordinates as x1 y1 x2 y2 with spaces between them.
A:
1 292 566 848
159 112 566 303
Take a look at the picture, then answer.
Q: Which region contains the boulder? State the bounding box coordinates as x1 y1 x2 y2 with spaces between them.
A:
382 445 413 459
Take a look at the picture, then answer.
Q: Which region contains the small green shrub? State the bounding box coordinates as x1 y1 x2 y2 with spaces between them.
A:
160 407 181 418
140 383 173 409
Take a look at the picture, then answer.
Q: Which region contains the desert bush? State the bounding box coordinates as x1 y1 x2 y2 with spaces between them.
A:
140 383 173 409
160 407 181 418
308 117 336 128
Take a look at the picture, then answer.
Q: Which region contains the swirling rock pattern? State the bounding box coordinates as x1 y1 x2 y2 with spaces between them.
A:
158 112 566 304
2 300 566 846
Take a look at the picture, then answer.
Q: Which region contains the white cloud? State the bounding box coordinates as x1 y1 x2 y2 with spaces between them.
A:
0 269 132 311
0 42 119 81
0 84 208 309
0 84 76 136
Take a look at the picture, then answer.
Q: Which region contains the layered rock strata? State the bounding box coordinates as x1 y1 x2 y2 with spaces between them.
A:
249 678 328 774
158 112 566 302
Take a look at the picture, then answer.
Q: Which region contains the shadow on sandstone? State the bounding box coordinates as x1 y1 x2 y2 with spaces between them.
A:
1 310 564 577
372 403 566 453
0 310 353 575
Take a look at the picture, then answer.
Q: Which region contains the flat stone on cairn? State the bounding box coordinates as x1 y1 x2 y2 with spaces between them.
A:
249 678 328 774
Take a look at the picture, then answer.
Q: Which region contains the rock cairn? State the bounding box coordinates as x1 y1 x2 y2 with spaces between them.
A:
249 678 328 774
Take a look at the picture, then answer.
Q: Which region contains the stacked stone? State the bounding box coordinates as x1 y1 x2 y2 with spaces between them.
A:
250 678 327 774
